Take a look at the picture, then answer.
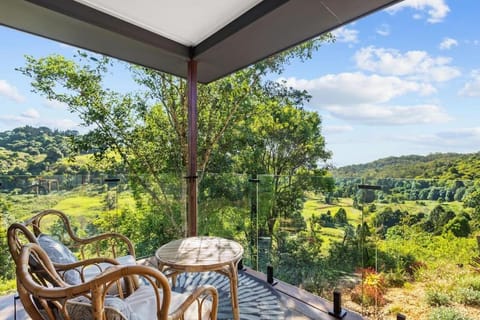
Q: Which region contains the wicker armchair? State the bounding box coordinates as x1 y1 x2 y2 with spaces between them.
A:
8 209 139 292
11 209 135 260
15 243 218 320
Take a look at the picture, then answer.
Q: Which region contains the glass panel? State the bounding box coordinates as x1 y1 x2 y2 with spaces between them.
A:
197 172 251 258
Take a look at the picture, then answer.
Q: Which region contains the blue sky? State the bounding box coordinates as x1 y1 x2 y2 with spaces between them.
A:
0 0 479 167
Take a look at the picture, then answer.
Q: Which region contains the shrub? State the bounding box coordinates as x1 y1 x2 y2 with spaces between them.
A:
384 271 406 287
455 287 480 306
425 289 451 307
350 268 387 307
0 279 16 295
458 274 480 291
428 307 472 320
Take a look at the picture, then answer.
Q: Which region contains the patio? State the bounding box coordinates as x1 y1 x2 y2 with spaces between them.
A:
0 2 404 319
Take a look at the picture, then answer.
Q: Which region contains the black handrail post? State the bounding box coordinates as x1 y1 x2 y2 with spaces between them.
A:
249 174 259 270
328 289 347 318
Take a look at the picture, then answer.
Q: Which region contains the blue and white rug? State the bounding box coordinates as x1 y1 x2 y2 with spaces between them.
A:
172 271 290 320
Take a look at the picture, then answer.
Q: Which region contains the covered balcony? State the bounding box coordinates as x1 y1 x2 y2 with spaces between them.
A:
1 173 479 319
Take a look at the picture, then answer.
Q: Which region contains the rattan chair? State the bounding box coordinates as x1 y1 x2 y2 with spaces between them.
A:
15 243 218 320
8 209 139 293
10 209 135 260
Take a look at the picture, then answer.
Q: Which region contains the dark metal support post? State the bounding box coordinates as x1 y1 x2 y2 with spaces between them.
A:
249 175 259 270
187 59 198 237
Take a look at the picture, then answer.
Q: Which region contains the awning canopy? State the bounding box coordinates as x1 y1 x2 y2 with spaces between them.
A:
1 0 402 83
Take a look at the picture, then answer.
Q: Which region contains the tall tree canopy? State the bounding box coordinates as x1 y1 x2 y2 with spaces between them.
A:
18 35 334 248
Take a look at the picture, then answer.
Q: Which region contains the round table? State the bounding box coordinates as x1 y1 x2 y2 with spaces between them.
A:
155 236 243 320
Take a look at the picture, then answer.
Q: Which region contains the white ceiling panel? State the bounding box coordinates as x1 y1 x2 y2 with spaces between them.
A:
74 0 263 46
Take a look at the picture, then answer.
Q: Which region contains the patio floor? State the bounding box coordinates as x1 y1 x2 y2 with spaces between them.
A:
0 264 363 320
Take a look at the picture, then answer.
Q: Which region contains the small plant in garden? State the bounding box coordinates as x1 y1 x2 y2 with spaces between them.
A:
425 289 452 307
350 268 387 307
458 274 480 291
455 287 480 306
384 270 406 287
428 307 472 320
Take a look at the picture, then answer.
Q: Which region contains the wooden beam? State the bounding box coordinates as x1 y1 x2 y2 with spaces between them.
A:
187 59 198 237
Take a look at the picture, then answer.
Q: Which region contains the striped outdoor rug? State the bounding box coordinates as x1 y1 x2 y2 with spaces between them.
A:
172 271 290 320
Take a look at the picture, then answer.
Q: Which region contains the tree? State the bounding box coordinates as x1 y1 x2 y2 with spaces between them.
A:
334 207 348 225
232 101 332 235
0 200 14 279
373 207 405 237
443 213 471 237
18 35 334 248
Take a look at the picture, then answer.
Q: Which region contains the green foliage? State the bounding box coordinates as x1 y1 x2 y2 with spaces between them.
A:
428 307 472 320
334 207 348 224
0 279 16 295
0 126 75 157
334 152 480 181
350 268 387 307
458 274 480 291
454 287 480 306
0 206 15 280
384 270 407 287
443 213 471 237
18 39 333 238
373 207 405 237
425 289 452 307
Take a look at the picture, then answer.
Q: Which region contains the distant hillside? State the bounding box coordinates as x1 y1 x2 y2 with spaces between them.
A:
0 126 77 156
333 152 480 180
0 126 78 175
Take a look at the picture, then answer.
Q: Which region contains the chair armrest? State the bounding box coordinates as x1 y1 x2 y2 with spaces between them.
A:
167 285 218 320
28 209 136 258
94 265 218 320
74 232 136 258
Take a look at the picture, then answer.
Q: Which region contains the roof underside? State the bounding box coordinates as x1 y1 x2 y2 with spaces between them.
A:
0 0 402 83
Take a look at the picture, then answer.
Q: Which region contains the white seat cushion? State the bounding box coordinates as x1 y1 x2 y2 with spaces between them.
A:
83 255 138 295
67 285 213 320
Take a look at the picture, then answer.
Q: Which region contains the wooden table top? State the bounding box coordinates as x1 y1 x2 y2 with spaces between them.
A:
155 236 243 270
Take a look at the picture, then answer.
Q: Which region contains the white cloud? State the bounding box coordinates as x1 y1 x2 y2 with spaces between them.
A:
354 46 461 82
387 0 450 23
21 108 40 119
324 125 354 134
0 80 26 103
331 26 359 43
41 118 79 130
43 99 69 109
436 127 480 140
459 70 480 97
376 24 390 37
323 104 452 126
280 73 435 106
439 37 458 50
0 113 79 131
397 127 480 147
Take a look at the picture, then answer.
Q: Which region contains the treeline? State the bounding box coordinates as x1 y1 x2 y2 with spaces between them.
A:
333 178 475 203
0 126 99 177
0 126 76 157
333 153 480 180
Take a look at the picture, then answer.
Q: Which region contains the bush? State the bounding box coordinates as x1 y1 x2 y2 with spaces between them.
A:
428 307 472 320
425 289 451 307
458 274 480 291
350 268 387 307
455 287 480 306
384 271 406 287
0 279 16 295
